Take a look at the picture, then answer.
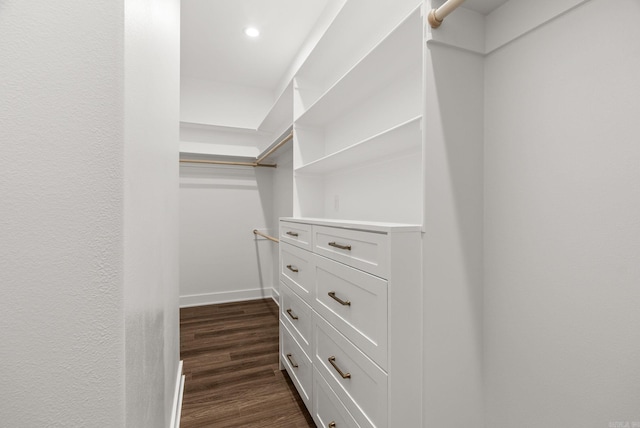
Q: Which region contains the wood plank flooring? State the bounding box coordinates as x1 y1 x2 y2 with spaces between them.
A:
180 298 315 428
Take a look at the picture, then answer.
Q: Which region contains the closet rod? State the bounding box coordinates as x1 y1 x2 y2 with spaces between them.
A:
180 131 293 168
253 229 279 243
428 0 466 28
256 132 293 165
179 159 277 168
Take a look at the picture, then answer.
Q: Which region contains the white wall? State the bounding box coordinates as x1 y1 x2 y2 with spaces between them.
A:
270 145 294 295
124 0 181 426
484 0 640 426
0 1 181 426
422 6 486 425
179 165 278 306
0 2 125 426
180 124 264 158
181 77 274 129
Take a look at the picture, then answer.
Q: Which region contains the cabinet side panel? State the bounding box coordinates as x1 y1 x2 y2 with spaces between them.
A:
387 231 423 427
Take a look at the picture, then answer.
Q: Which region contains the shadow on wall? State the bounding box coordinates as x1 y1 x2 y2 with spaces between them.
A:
422 40 485 426
179 164 260 190
425 41 484 346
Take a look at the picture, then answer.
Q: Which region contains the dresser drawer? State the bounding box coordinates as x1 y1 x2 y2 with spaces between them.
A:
280 282 313 357
280 242 314 305
314 254 388 369
313 368 369 428
314 315 388 428
280 321 312 411
312 226 388 278
280 221 312 250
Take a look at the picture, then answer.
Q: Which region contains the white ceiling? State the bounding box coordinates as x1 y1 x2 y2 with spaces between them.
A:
181 0 510 93
181 0 331 90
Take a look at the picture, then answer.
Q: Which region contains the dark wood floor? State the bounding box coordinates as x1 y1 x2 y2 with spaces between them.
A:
180 298 315 428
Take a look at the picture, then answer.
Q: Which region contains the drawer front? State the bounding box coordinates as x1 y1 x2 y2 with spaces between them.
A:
314 254 388 369
280 282 313 356
281 321 313 411
280 221 312 250
314 315 388 428
312 226 388 278
280 242 314 305
313 368 369 428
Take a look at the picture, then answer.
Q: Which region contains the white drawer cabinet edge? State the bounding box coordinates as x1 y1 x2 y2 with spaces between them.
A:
280 220 313 250
280 320 313 411
280 242 315 306
385 230 422 428
314 312 387 428
280 281 314 357
313 254 389 370
312 225 389 279
313 368 371 428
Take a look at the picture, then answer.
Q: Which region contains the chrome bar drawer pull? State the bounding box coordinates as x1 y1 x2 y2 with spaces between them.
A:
286 308 299 320
328 356 351 379
286 353 299 368
328 422 336 428
286 231 299 237
328 241 351 251
328 291 351 306
286 264 299 273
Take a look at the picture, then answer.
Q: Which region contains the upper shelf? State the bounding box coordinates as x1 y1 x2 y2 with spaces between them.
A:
295 115 422 174
294 6 423 125
258 81 293 135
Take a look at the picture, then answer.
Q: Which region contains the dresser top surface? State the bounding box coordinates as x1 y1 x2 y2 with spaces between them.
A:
280 217 422 233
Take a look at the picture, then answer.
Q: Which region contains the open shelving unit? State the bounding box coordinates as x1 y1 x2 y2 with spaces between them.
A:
257 81 294 153
281 4 429 428
179 80 295 161
296 115 422 175
292 5 425 226
294 6 423 123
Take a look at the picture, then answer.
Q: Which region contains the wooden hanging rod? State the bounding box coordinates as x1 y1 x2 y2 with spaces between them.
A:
253 229 279 243
256 132 293 164
179 159 277 168
180 131 293 168
428 0 466 28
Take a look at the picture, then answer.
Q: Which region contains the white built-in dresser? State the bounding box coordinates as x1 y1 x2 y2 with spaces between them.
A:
278 3 426 426
279 218 422 428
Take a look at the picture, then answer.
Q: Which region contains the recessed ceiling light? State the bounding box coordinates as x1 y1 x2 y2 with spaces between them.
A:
244 27 260 38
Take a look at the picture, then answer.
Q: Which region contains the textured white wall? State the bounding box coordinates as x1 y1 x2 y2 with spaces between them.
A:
0 1 125 426
484 0 640 426
124 0 181 426
0 1 181 426
179 165 277 306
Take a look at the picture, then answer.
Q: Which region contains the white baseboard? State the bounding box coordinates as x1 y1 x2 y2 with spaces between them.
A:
180 288 278 308
271 287 280 306
169 360 185 428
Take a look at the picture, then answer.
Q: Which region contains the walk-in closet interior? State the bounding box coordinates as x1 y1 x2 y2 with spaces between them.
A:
2 0 638 426
176 0 640 427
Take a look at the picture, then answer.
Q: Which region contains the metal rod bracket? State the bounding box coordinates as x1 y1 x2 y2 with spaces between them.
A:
428 9 443 28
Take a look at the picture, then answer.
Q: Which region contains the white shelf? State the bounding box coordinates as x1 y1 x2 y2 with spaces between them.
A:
292 3 425 227
294 7 423 125
295 116 422 175
258 81 293 134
